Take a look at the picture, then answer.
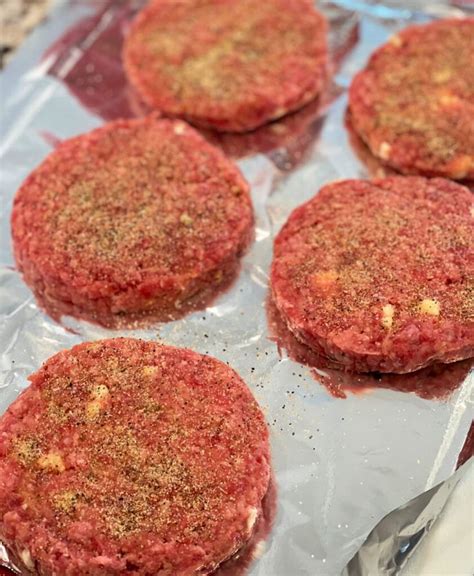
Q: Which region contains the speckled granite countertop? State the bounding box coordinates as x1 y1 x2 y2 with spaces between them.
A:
1 0 52 67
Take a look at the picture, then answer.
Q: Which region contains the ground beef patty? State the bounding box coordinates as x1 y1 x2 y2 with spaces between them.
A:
0 338 270 576
271 177 474 373
123 0 328 133
348 18 474 179
11 117 253 327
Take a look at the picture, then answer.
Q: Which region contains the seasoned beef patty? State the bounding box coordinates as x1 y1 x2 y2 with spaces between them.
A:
123 0 328 132
0 338 270 575
271 177 474 373
348 18 474 179
11 117 253 327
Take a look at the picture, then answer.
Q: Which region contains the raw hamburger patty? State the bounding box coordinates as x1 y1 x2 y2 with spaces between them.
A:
271 177 474 373
123 0 328 132
0 338 270 576
348 18 474 179
11 117 253 327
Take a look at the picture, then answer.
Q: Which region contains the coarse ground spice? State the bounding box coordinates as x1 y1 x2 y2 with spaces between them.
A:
123 0 328 132
0 338 270 575
348 18 474 179
270 177 474 373
11 116 253 327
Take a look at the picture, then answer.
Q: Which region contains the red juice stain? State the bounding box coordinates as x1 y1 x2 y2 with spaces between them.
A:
457 421 474 469
202 83 341 170
39 130 62 148
328 7 359 70
266 294 472 400
45 0 151 121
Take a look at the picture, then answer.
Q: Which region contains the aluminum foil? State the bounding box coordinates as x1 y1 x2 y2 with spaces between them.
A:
343 458 473 575
0 1 473 574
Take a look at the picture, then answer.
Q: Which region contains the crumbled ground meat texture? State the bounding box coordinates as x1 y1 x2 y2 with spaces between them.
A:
123 0 328 132
0 338 270 575
349 18 474 179
11 117 253 327
271 177 474 373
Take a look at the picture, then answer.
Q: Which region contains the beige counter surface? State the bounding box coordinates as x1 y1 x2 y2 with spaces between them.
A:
1 0 52 68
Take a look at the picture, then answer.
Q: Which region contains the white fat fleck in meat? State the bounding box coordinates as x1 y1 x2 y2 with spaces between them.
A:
246 506 258 533
143 365 159 376
389 34 402 47
86 384 110 419
173 122 186 135
381 304 395 329
20 548 34 570
433 68 452 83
378 142 391 160
37 452 65 473
418 298 440 316
252 540 266 559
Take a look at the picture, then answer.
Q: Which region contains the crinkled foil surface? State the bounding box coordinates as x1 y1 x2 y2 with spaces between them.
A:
0 1 473 574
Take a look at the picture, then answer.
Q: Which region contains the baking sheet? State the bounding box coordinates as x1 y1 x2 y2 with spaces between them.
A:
0 1 473 574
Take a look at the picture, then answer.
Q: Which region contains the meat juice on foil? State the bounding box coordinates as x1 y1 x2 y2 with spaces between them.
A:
0 1 472 575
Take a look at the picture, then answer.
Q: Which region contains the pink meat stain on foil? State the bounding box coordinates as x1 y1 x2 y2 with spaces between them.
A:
456 421 474 469
266 295 473 401
44 1 148 121
42 1 358 168
39 130 62 148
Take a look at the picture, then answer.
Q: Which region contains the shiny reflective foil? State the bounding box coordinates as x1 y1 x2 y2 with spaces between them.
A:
0 1 473 575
